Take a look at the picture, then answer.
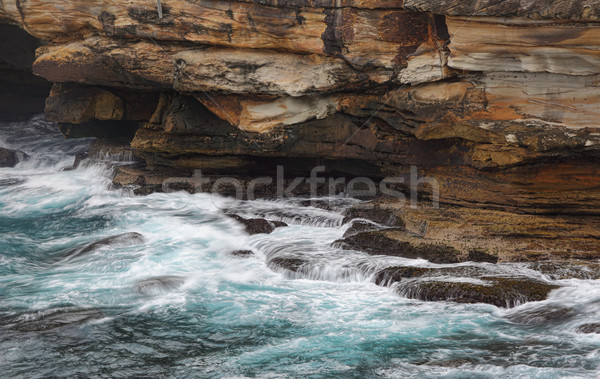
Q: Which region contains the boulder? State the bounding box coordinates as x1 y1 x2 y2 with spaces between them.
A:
397 277 559 308
231 250 255 257
0 147 29 167
227 214 287 235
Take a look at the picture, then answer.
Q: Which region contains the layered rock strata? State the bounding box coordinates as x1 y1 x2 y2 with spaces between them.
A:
1 0 599 262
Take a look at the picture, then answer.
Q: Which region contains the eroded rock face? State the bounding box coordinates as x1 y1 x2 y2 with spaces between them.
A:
338 200 600 263
1 1 600 261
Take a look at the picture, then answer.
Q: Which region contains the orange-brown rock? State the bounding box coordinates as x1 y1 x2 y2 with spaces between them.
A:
1 0 432 71
1 0 600 261
338 199 600 263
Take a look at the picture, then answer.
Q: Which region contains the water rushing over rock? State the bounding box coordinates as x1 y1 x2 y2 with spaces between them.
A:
1 118 600 377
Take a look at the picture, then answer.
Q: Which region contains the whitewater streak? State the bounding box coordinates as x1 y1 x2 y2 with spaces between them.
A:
1 116 600 378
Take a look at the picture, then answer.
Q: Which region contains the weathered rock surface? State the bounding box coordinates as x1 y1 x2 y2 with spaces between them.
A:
372 264 559 308
342 205 405 227
397 278 558 308
403 0 600 20
336 230 463 264
338 200 600 263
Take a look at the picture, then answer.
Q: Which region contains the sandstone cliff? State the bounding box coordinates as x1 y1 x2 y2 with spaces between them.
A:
1 0 599 261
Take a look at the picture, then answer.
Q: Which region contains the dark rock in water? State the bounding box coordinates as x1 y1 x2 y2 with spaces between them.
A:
0 178 25 187
467 249 499 264
0 147 29 167
397 277 559 308
268 257 306 273
227 214 287 235
374 265 559 307
134 276 185 295
336 230 461 264
229 215 273 234
60 232 145 261
0 306 103 332
374 265 493 286
343 220 382 238
374 266 431 286
342 205 405 228
506 305 577 325
231 250 254 257
576 323 600 334
72 152 89 169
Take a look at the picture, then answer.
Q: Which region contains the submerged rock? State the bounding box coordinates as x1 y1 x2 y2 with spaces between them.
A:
397 277 559 308
60 232 145 261
0 147 29 167
374 266 433 286
373 264 559 308
0 178 25 186
374 265 491 285
227 214 287 235
134 276 185 295
576 323 600 334
267 257 307 273
505 305 577 325
0 306 103 332
231 250 254 257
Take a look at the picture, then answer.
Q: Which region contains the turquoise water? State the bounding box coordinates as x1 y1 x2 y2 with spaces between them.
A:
1 117 600 378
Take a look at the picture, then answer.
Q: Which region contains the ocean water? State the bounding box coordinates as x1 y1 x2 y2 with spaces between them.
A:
1 116 600 378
